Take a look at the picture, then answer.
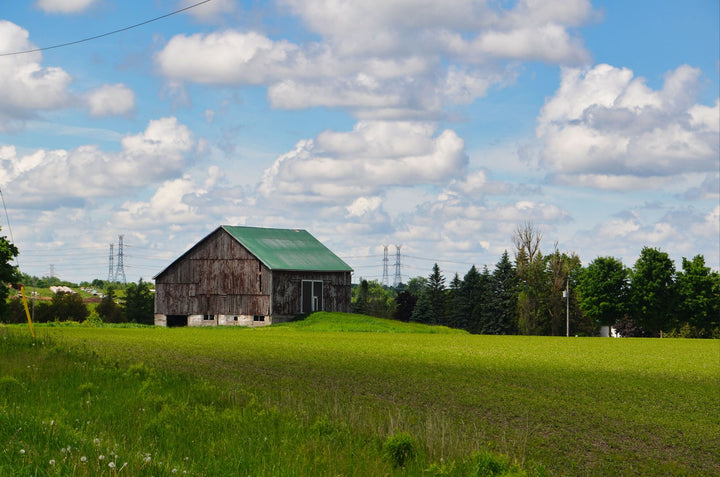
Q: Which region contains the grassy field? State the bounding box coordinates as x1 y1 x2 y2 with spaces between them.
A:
1 313 718 476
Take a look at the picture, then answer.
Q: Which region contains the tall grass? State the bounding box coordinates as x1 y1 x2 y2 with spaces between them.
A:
1 314 718 476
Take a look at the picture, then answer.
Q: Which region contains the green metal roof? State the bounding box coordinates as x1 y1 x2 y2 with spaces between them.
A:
222 226 353 272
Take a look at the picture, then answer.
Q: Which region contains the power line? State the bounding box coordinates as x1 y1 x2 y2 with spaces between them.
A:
0 0 213 57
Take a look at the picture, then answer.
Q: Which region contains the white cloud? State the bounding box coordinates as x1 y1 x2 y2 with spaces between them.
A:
0 21 72 130
155 0 596 118
0 117 194 206
86 83 135 117
36 0 98 14
537 64 720 187
259 121 468 203
181 0 236 23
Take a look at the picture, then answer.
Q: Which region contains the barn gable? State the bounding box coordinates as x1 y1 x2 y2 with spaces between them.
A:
154 226 352 327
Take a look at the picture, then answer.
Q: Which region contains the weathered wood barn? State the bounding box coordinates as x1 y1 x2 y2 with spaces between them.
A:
153 226 353 327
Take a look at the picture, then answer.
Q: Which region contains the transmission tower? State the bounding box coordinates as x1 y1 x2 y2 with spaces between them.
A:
381 245 390 286
49 264 55 278
114 235 127 284
393 245 402 287
108 243 114 282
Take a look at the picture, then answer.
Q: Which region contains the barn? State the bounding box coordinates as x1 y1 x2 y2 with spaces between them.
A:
153 226 353 327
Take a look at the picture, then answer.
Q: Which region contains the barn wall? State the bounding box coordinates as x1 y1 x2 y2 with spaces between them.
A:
271 270 352 317
155 228 271 317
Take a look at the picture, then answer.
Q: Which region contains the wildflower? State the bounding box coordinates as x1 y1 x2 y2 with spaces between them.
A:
93 438 100 445
144 455 151 463
172 469 178 473
49 459 56 465
19 449 25 455
99 455 105 461
108 462 115 469
81 456 88 463
67 445 72 452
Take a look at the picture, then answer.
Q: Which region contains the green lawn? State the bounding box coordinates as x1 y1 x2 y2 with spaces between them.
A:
1 314 718 476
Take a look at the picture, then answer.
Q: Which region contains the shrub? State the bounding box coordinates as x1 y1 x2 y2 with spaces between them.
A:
383 432 416 468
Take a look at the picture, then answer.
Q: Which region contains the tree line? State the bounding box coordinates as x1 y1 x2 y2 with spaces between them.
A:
3 280 155 325
353 223 719 338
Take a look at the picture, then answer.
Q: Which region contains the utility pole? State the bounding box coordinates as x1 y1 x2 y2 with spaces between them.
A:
564 279 570 337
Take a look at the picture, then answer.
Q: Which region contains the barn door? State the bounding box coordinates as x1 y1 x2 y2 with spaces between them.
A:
302 280 323 313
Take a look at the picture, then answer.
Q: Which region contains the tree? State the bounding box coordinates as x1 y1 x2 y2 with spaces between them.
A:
124 279 154 325
0 231 20 320
630 247 676 336
96 287 124 323
352 279 370 314
394 290 417 322
513 222 548 335
576 257 629 331
675 255 720 336
481 251 518 335
48 292 89 322
411 264 446 325
447 265 483 331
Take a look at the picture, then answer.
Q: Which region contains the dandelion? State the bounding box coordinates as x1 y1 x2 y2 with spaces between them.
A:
144 455 152 463
19 449 25 455
172 469 178 473
49 459 56 465
99 455 105 461
67 445 71 452
108 462 115 469
93 438 100 445
81 456 88 463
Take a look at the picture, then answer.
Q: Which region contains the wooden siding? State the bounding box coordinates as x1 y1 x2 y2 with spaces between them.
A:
271 270 352 316
155 228 270 316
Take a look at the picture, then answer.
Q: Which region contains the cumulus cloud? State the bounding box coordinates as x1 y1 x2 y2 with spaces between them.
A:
259 121 468 203
86 83 135 117
281 0 593 62
0 21 72 130
181 0 236 23
155 0 596 118
36 0 98 14
537 64 720 188
0 117 194 207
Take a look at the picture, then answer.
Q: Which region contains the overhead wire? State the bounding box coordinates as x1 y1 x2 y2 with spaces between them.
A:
0 0 213 57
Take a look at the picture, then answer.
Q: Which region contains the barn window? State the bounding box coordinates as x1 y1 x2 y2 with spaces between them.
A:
301 280 323 313
253 315 265 322
203 314 214 321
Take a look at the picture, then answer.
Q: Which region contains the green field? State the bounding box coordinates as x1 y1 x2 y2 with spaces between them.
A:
1 313 718 476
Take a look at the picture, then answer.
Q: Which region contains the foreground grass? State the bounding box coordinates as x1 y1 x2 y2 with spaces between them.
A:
1 314 718 476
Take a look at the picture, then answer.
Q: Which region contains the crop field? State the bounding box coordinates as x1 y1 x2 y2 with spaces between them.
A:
1 313 718 476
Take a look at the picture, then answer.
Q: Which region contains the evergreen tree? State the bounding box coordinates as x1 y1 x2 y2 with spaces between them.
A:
482 251 518 334
447 265 484 331
411 264 446 325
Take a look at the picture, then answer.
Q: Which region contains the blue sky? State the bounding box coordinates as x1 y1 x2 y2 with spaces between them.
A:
0 0 717 284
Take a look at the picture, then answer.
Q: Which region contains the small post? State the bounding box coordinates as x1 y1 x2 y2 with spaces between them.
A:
565 279 570 337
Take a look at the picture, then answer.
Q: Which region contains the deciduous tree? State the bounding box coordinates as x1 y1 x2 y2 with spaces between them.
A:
577 256 629 330
630 247 676 336
124 279 154 325
675 255 720 336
